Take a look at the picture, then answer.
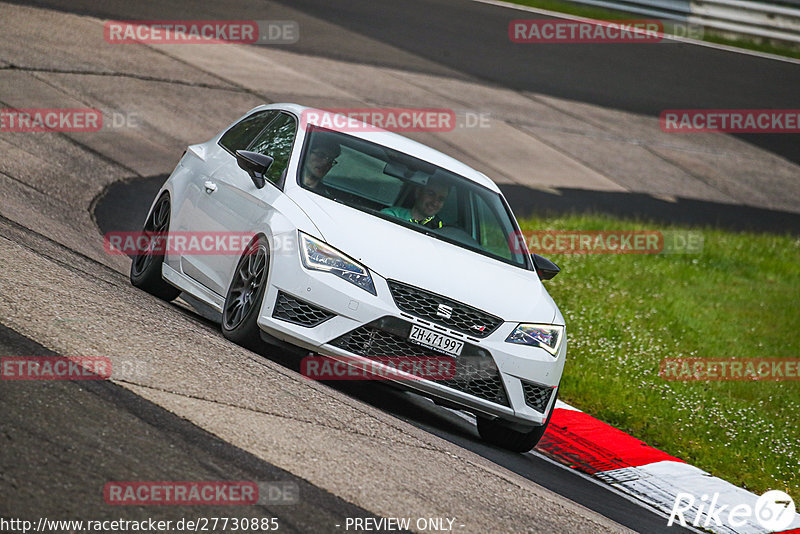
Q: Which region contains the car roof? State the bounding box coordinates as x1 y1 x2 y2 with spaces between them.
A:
251 103 501 193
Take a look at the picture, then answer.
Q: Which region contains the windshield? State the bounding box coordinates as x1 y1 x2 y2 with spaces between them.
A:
297 126 530 269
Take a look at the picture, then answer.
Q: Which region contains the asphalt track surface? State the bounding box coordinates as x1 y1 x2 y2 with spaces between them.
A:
0 325 384 532
6 0 799 166
92 176 693 534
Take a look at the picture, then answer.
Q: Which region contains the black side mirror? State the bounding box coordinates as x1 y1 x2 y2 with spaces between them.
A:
532 253 560 280
236 150 274 189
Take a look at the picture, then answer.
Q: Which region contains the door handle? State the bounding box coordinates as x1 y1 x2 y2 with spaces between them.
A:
204 181 217 194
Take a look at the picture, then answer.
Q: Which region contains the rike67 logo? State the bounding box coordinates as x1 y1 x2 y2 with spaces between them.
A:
668 490 796 531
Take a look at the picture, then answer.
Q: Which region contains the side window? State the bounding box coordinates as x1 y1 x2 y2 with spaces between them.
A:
247 113 297 185
218 110 278 154
473 194 513 260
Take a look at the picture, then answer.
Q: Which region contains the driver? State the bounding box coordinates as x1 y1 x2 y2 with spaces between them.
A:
381 178 450 229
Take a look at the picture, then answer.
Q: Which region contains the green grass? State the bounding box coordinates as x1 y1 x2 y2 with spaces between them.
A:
506 0 800 60
703 33 800 61
518 213 800 495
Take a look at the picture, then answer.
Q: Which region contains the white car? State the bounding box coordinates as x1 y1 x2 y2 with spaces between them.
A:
130 103 566 452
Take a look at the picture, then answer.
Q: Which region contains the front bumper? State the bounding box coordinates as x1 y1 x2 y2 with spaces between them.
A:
257 233 565 427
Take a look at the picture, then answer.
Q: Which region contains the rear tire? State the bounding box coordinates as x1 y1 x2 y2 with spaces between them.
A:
477 394 557 452
129 194 181 302
221 236 269 350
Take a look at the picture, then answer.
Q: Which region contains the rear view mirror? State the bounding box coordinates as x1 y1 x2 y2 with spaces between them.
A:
236 150 274 189
532 253 560 280
383 161 410 179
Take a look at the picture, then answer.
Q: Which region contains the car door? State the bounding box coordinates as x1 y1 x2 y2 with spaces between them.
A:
177 109 279 290
181 111 298 296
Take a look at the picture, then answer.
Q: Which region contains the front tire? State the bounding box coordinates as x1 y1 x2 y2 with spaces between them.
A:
129 194 181 302
221 236 269 350
477 396 556 452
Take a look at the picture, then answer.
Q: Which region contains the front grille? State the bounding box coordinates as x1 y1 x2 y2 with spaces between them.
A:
330 317 509 407
272 291 335 327
521 381 554 413
387 280 503 338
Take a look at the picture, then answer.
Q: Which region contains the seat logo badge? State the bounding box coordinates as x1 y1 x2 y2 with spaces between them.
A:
436 304 453 319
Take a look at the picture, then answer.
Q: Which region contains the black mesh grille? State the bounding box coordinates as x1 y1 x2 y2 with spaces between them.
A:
387 280 503 338
521 381 554 413
330 317 509 407
272 291 335 327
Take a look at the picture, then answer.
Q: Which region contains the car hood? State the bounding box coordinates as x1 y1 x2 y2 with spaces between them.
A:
289 190 559 324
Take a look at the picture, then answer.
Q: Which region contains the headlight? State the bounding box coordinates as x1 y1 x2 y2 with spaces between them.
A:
299 232 376 295
505 324 564 356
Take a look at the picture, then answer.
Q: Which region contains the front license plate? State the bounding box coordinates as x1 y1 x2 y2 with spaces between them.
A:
408 325 464 356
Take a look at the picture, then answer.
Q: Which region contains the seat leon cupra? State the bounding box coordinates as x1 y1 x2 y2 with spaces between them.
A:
129 103 566 452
